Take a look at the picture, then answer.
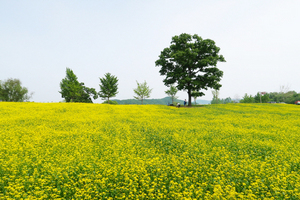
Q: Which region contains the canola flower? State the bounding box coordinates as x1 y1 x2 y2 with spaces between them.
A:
0 102 300 199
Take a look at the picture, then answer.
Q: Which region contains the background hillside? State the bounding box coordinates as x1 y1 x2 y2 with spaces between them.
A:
111 97 210 105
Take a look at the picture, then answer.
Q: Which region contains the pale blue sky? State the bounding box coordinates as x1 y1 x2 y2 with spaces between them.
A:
1 1 299 103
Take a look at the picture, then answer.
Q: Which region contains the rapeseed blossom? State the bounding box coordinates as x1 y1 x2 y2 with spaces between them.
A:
0 102 300 199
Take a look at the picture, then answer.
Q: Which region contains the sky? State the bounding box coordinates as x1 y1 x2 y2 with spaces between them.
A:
1 0 299 103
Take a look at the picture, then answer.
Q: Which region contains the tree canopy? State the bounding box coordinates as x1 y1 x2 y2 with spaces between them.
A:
98 73 118 104
133 81 152 105
0 78 32 102
59 68 98 103
155 33 225 106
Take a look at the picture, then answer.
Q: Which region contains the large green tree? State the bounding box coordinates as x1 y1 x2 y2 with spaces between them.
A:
0 78 32 102
133 80 152 105
155 33 225 106
59 68 98 103
98 73 118 104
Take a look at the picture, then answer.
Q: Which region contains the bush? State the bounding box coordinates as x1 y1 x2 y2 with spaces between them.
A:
102 100 118 105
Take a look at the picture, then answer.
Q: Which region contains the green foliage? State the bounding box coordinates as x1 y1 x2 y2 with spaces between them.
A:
98 73 118 104
240 93 255 103
211 97 232 104
59 68 98 103
165 84 178 105
0 78 32 102
269 91 300 104
211 89 220 104
112 99 141 105
211 98 219 104
240 91 300 104
283 91 298 103
254 92 270 103
155 33 225 106
290 92 300 104
133 81 152 104
223 97 233 104
102 100 118 105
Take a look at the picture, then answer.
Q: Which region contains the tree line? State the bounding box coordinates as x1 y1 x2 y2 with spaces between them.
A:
1 33 228 105
239 91 300 104
59 68 153 104
211 90 300 104
59 33 226 105
0 78 32 102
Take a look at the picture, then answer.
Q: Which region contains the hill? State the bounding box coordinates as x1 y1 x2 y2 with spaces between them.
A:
195 99 211 104
111 97 211 105
111 97 183 105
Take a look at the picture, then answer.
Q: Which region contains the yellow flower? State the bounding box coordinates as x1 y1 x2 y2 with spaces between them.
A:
1 102 300 199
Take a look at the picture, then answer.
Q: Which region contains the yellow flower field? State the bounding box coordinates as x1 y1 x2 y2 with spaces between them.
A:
0 102 300 199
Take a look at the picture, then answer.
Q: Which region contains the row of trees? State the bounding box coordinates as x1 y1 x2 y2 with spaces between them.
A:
59 68 184 105
0 78 32 102
59 68 154 104
240 91 300 104
269 91 300 104
239 93 270 103
2 33 226 105
210 89 300 104
60 33 226 106
3 75 298 105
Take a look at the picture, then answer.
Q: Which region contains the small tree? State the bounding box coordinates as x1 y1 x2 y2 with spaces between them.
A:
211 89 220 104
59 68 98 103
240 93 255 103
133 81 152 104
191 90 200 105
59 68 81 102
0 78 32 102
224 97 232 104
165 84 178 105
102 100 118 105
98 73 118 104
279 85 290 102
254 92 270 103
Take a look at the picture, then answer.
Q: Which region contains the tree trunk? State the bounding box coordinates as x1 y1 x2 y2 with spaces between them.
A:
188 69 192 107
108 97 110 104
188 90 192 107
